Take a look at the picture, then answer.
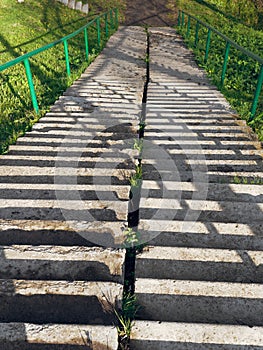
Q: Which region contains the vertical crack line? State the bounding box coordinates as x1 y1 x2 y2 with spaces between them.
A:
140 28 150 138
124 27 150 297
118 26 150 350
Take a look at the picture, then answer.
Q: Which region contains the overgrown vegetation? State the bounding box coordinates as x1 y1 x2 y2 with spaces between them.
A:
231 175 263 185
202 0 263 29
115 293 138 350
168 0 263 140
0 0 123 154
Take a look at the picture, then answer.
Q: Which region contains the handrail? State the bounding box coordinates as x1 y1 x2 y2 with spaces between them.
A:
0 8 119 114
178 10 263 120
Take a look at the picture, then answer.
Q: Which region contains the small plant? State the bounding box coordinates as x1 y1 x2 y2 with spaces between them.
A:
144 53 150 63
115 293 139 350
133 138 143 153
129 164 142 188
232 175 242 184
123 228 141 248
139 122 146 131
231 175 263 185
115 312 133 340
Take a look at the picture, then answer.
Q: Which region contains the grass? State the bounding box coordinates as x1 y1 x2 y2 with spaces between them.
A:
115 293 138 350
0 0 123 154
123 228 141 248
231 175 263 185
168 0 263 140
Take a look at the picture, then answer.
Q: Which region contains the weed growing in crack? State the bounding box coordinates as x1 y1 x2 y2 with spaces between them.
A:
123 228 141 248
115 293 139 350
232 175 263 185
133 138 143 153
129 165 142 188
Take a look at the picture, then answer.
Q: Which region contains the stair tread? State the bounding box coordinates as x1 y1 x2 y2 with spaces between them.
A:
136 246 263 264
0 279 123 298
131 321 263 347
135 278 263 298
0 322 118 349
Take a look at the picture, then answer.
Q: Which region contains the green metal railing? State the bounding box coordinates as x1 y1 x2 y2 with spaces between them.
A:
178 10 263 121
0 8 119 114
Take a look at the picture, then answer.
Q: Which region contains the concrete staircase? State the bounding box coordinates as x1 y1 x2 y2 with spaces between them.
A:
130 28 263 349
0 27 146 349
0 24 262 350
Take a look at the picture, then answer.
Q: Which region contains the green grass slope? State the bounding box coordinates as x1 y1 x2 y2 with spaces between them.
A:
0 0 120 154
168 0 263 139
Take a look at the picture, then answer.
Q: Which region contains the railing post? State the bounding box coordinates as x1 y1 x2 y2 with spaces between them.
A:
182 11 185 26
105 12 109 38
24 58 39 114
194 21 200 47
84 27 89 61
96 17 101 48
110 9 114 29
178 10 181 26
115 8 119 29
204 28 211 63
63 39 71 77
250 64 263 121
187 16 191 38
221 41 230 86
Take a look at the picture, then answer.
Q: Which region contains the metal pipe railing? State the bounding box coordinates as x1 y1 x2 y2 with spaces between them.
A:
0 8 119 114
178 10 263 121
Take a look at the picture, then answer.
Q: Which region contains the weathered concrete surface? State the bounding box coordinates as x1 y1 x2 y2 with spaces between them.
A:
131 27 263 349
68 0 75 9
131 321 263 350
0 323 118 350
56 0 89 14
0 26 146 247
0 23 262 350
0 27 146 349
0 245 125 282
0 279 122 324
136 246 263 282
135 278 263 325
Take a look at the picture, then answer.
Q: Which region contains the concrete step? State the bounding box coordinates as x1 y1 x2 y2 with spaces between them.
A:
141 137 262 150
0 165 133 177
141 181 263 203
0 323 118 349
0 182 130 192
0 279 122 324
130 27 263 350
0 245 125 283
136 246 263 283
0 26 147 349
142 166 263 183
0 199 128 221
135 278 263 325
0 174 129 186
139 199 263 223
0 220 128 248
138 219 263 250
32 120 137 130
130 321 263 350
0 156 136 168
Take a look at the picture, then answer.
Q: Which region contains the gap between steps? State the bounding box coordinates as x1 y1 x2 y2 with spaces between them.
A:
124 26 150 296
118 27 150 350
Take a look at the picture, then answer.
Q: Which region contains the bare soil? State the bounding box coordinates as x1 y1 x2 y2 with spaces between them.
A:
124 0 176 26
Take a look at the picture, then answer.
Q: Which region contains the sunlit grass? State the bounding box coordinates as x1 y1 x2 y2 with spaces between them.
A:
0 0 121 154
173 0 263 140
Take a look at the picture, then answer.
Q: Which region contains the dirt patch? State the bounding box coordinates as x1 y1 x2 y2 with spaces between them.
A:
124 0 176 26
